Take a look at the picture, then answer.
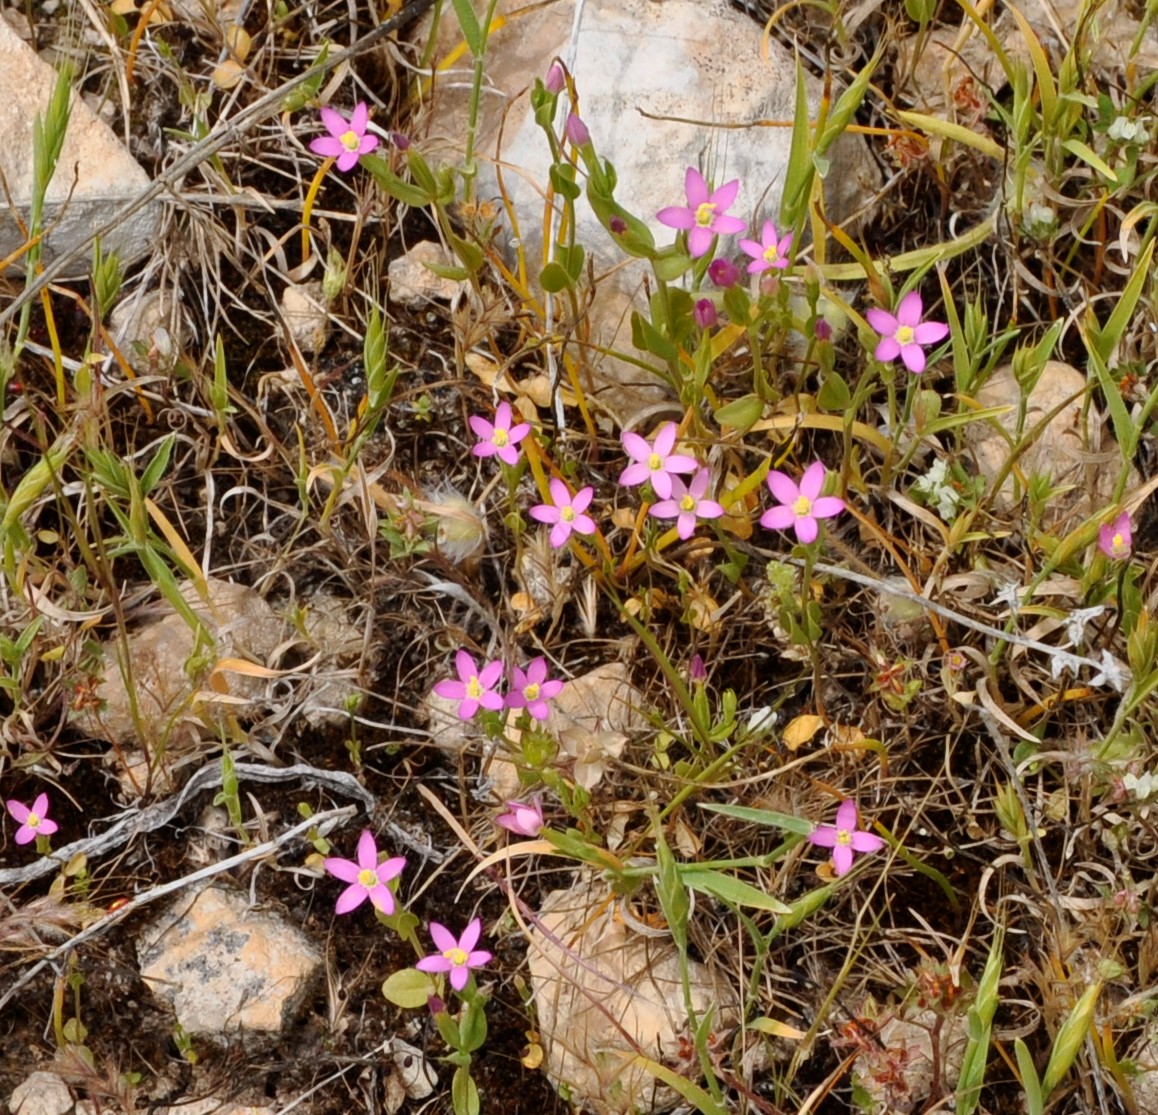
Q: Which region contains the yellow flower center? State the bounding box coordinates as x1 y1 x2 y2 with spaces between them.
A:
524 682 541 700
340 129 360 151
895 324 915 345
561 506 575 522
1113 532 1125 551
648 452 662 471
445 947 469 966
763 243 781 263
357 867 379 887
680 494 696 512
492 428 509 447
792 495 813 517
694 201 718 227
467 677 483 699
836 829 852 846
27 812 41 829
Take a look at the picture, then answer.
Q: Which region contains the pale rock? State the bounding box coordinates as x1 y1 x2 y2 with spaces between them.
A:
851 1005 966 1114
76 578 283 758
137 885 321 1044
156 1102 274 1115
109 287 189 374
292 591 366 730
7 1072 72 1115
963 361 1131 529
0 20 162 275
387 241 468 307
167 0 247 21
280 281 329 356
529 878 738 1113
420 0 878 426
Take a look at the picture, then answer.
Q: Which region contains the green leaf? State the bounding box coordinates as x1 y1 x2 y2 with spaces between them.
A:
539 262 573 293
817 372 851 411
1061 137 1118 182
1015 1038 1044 1115
381 967 436 1009
140 434 175 495
360 154 431 208
654 821 689 955
956 928 1003 1115
680 868 792 914
1041 982 1101 1098
631 312 678 363
779 57 814 231
459 998 488 1053
696 801 815 837
449 0 484 55
713 394 764 432
451 1066 480 1115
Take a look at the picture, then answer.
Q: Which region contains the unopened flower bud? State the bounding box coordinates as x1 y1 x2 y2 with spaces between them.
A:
565 113 590 147
693 299 717 330
544 61 566 95
708 258 740 289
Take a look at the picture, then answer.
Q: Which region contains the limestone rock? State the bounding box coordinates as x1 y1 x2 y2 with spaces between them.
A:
137 885 321 1045
529 878 738 1113
419 0 878 426
76 578 283 758
155 1102 274 1115
0 20 162 275
963 361 1131 529
387 241 468 307
7 1072 73 1115
109 287 190 374
280 281 329 356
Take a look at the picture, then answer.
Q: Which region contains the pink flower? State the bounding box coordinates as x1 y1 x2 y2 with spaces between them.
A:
433 650 505 719
416 918 493 992
865 291 949 374
1099 511 1133 560
708 257 741 288
309 102 379 172
649 468 725 540
470 402 531 467
739 220 794 273
507 657 565 721
496 797 545 837
6 793 58 845
688 654 707 683
529 478 596 549
808 800 885 876
760 461 845 544
657 167 746 259
618 422 698 500
565 113 590 146
324 830 406 915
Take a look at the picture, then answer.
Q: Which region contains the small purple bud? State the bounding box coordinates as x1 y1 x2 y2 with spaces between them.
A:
544 61 566 95
428 995 447 1015
689 654 707 683
708 258 740 289
814 318 832 342
565 113 590 147
390 131 410 151
693 299 717 330
609 216 627 235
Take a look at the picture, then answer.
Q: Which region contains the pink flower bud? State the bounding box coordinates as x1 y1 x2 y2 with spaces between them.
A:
544 61 566 95
708 258 740 289
689 654 707 683
814 318 833 341
565 113 590 146
693 299 717 329
610 216 627 235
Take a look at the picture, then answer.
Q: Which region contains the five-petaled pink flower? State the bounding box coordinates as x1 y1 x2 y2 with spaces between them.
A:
470 402 530 467
1100 511 1133 560
657 168 746 259
6 793 58 845
416 918 493 992
324 830 407 915
808 800 885 876
309 102 379 172
739 220 794 273
529 478 596 549
619 423 698 500
761 461 845 544
507 657 565 721
433 650 505 719
650 469 725 540
865 291 949 374
496 798 545 837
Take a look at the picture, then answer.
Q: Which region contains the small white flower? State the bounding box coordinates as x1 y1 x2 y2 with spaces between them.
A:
994 581 1024 616
911 459 961 520
1050 650 1084 680
746 707 778 735
1108 116 1150 144
1090 650 1131 693
1063 605 1105 649
1023 201 1057 238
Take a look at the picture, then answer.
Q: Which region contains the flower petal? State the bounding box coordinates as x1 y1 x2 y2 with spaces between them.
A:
711 213 746 235
710 177 740 210
417 955 453 973
467 949 493 969
799 460 826 501
656 205 695 231
687 226 714 257
459 918 482 952
760 505 797 531
684 166 708 206
367 884 396 915
896 290 924 327
901 344 927 374
309 136 344 159
766 470 800 506
378 855 407 883
478 659 504 688
622 431 651 462
738 238 764 260
912 321 949 345
836 800 859 831
864 307 897 336
547 477 570 506
429 922 457 953
794 515 819 544
549 521 571 548
324 856 361 883
450 966 470 991
356 829 379 870
335 150 361 172
832 844 854 875
529 504 560 524
811 496 845 519
6 800 30 823
808 824 839 848
319 106 348 138
433 679 465 701
571 486 595 514
874 336 901 363
850 831 885 853
350 101 369 134
335 884 369 914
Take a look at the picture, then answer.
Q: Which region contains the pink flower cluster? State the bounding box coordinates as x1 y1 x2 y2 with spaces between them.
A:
619 423 723 540
323 830 491 992
433 651 564 722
